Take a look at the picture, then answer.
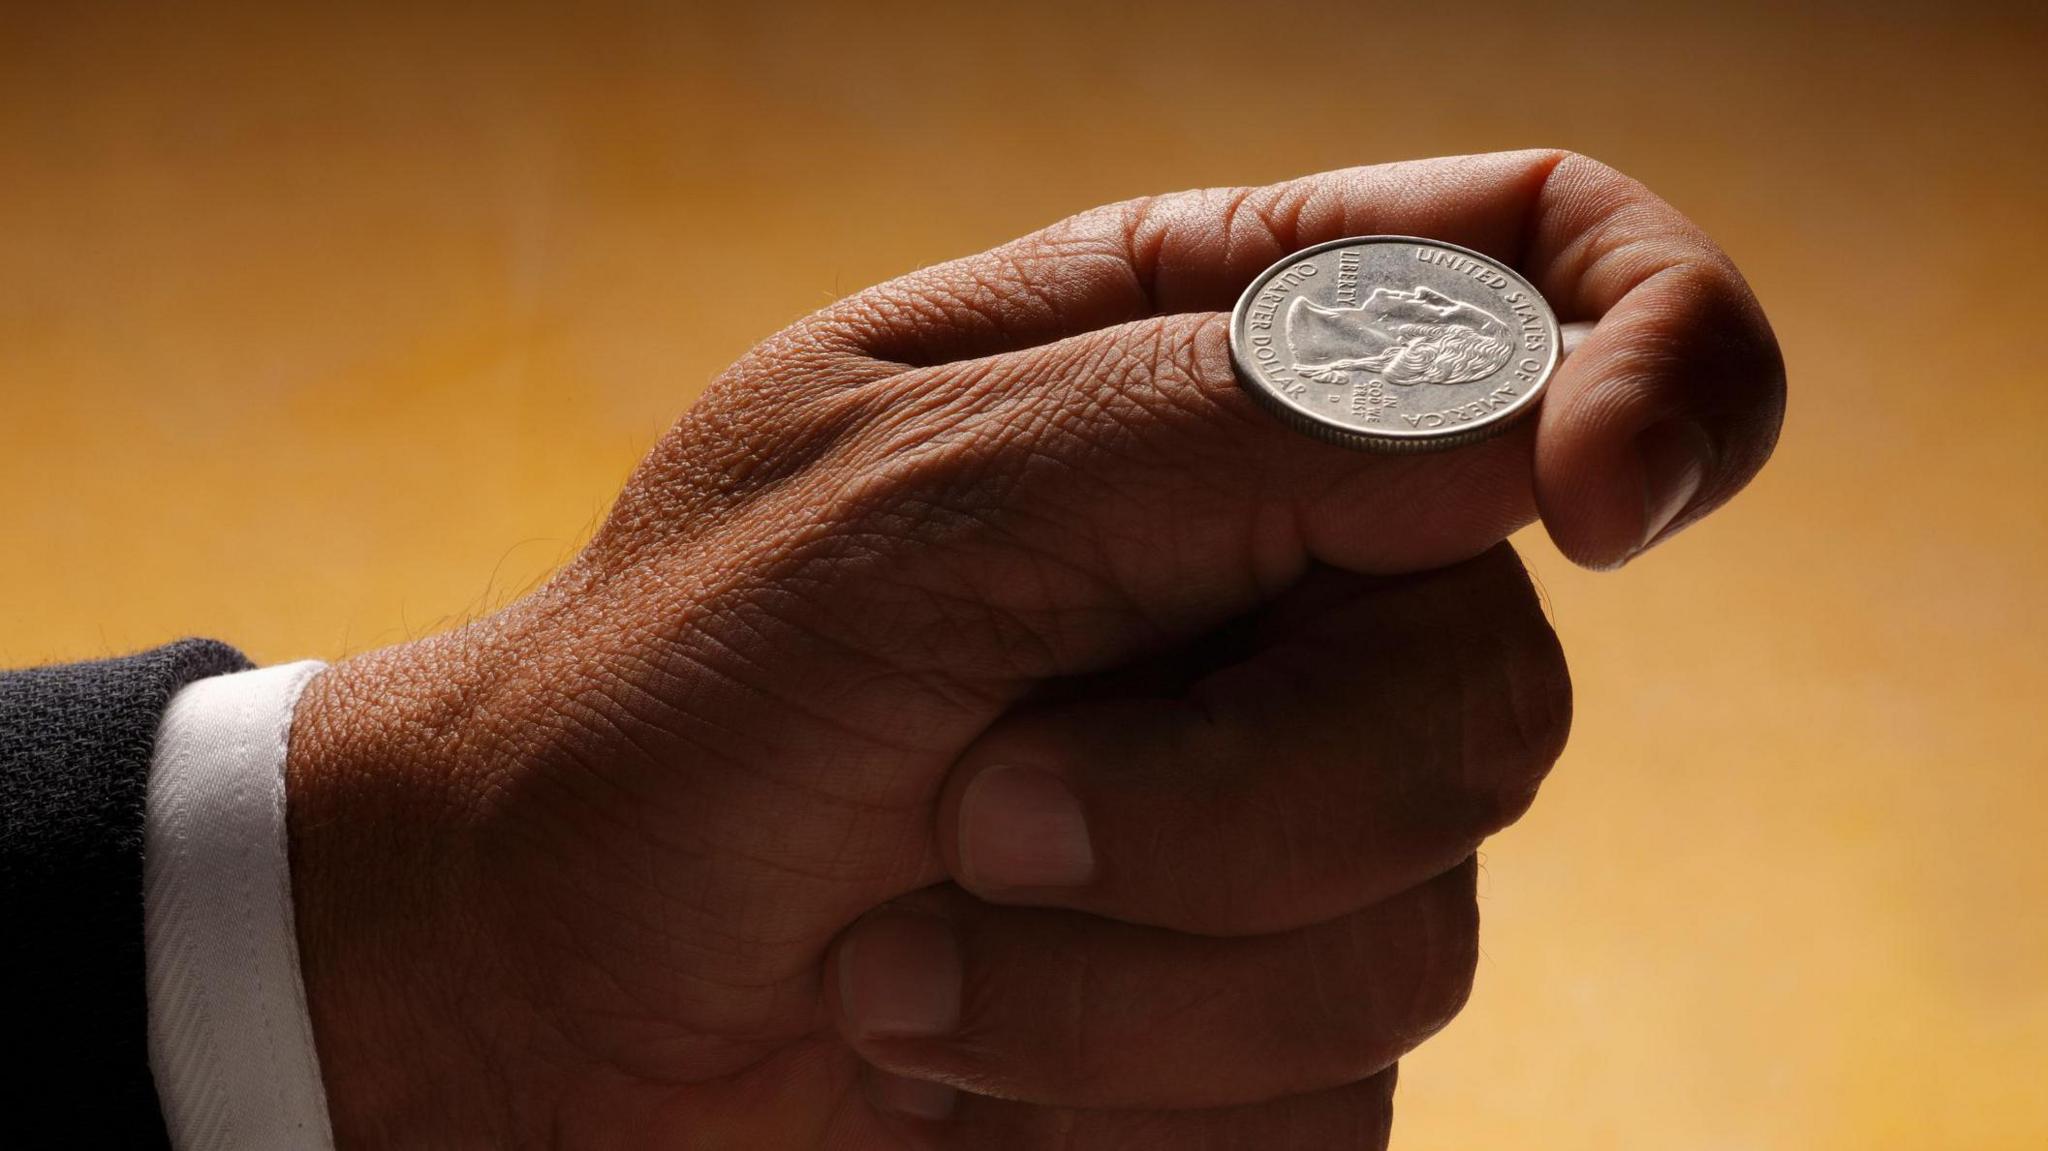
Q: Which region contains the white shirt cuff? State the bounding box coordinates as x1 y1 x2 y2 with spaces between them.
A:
144 661 337 1151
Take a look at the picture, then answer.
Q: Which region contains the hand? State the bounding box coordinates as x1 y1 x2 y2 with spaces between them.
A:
285 150 1784 1148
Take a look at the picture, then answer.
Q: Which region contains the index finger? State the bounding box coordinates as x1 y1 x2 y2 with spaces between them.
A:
823 150 1784 568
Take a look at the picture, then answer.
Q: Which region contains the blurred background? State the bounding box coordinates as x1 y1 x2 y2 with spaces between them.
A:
4 1 2043 1146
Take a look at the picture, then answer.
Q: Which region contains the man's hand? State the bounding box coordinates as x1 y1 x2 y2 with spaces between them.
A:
284 150 1784 1148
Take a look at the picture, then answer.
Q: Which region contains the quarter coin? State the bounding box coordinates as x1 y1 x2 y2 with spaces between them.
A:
1227 236 1561 452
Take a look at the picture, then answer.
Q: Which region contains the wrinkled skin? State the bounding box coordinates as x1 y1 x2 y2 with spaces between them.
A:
285 150 1785 1148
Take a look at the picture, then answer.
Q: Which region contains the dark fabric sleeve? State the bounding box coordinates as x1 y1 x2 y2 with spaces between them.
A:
0 639 252 1147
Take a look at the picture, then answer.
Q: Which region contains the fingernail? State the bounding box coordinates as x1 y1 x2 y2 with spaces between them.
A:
838 913 962 1039
1632 418 1715 555
869 1068 959 1121
959 766 1096 889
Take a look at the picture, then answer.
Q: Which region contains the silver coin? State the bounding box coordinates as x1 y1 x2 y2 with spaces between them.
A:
1228 236 1561 452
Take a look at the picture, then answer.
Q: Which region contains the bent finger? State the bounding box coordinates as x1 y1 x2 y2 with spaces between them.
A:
933 545 1568 935
1522 156 1785 565
861 1065 1399 1151
827 862 1476 1110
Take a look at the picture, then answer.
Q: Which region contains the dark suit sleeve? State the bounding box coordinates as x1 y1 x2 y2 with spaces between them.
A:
0 639 251 1146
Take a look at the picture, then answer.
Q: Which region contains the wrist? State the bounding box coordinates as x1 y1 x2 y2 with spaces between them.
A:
285 627 525 1145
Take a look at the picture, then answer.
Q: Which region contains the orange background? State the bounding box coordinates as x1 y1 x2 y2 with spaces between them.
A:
3 3 2044 1146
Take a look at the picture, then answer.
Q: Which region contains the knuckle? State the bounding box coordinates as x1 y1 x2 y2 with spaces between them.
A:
1496 595 1574 780
1455 638 1570 837
1306 870 1479 1081
1674 261 1788 433
1419 548 1572 835
1404 864 1481 1041
1595 261 1784 491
